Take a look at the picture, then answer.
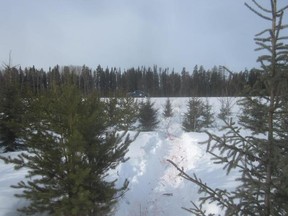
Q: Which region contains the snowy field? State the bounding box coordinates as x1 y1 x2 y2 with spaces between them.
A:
0 97 242 216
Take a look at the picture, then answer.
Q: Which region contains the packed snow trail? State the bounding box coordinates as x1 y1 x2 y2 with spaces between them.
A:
114 98 241 215
114 127 225 215
115 98 228 216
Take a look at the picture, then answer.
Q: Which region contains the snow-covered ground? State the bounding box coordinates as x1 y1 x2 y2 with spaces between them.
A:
0 97 242 216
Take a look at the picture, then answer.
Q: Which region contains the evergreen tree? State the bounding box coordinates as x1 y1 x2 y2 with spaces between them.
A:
202 98 214 128
138 99 159 131
163 98 173 118
0 85 134 215
104 96 139 130
182 97 205 132
0 63 266 100
0 67 26 152
104 96 119 128
118 96 139 130
238 97 268 134
169 1 288 215
217 97 234 122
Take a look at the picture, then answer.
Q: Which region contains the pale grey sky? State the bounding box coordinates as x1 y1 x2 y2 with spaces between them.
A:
0 0 284 72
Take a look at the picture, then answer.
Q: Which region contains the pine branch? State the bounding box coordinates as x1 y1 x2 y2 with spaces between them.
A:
251 0 272 13
202 115 269 178
254 37 271 42
275 11 284 41
258 59 270 74
279 5 288 13
255 42 273 53
167 159 238 212
275 36 288 41
257 55 272 63
206 134 260 174
182 202 207 216
245 2 272 21
255 28 271 37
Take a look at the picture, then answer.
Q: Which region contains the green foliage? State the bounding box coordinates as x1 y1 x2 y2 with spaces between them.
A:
0 63 264 98
138 99 159 131
104 96 139 130
182 98 203 132
202 98 215 128
118 97 139 130
163 98 173 118
170 1 288 215
238 97 268 134
0 68 27 152
182 98 214 132
217 97 234 122
1 85 133 215
105 96 120 127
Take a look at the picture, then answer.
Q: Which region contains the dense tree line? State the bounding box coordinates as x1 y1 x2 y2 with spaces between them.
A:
0 64 261 97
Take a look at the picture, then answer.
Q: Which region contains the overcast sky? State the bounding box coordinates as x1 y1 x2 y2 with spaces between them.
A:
0 0 283 72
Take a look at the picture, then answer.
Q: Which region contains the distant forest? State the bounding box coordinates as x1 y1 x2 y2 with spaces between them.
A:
0 64 261 97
